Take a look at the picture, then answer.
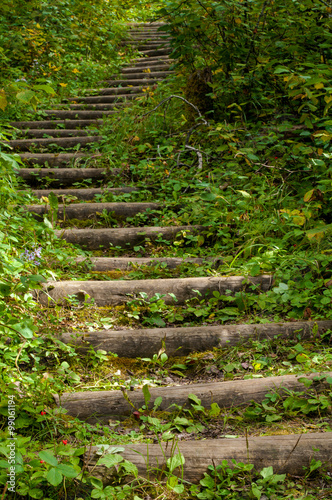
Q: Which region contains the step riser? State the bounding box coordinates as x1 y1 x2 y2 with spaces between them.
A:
53 372 331 422
18 168 110 186
55 225 202 250
74 256 219 271
10 120 103 129
86 434 332 482
28 202 159 220
16 130 100 138
43 110 117 119
121 65 170 73
8 136 102 151
18 153 88 167
27 187 137 200
61 321 332 358
38 275 272 307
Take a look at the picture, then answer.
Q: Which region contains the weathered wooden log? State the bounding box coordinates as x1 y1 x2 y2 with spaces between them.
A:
55 225 202 249
85 432 332 482
17 129 100 138
98 79 163 87
26 187 137 201
68 87 143 100
74 255 219 270
37 274 273 307
118 70 172 80
60 320 332 358
9 136 103 150
10 119 103 129
17 169 110 187
43 110 117 119
67 94 142 104
27 202 160 220
53 372 332 422
122 64 169 73
18 153 88 166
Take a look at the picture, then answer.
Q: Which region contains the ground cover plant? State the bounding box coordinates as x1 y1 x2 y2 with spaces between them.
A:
1 0 332 498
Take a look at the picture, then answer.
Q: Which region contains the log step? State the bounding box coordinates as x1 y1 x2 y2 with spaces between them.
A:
18 153 88 166
10 119 103 129
85 433 332 482
37 275 273 307
95 83 162 94
55 224 203 249
117 71 173 80
26 187 137 200
17 129 100 138
53 372 332 422
41 110 117 119
122 64 170 73
98 79 164 87
27 201 160 220
74 255 219 271
67 103 133 111
61 320 332 358
18 168 110 186
8 136 103 151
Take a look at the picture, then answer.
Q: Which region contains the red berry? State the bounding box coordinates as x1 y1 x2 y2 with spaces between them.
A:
62 440 68 445
40 411 46 415
40 460 45 464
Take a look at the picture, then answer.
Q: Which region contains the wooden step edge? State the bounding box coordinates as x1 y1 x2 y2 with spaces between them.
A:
53 371 332 422
60 320 332 357
36 274 274 307
85 432 332 482
24 187 138 200
73 256 221 270
54 224 204 250
27 201 160 220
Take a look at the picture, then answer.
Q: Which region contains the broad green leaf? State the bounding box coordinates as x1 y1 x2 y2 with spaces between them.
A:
46 467 63 486
142 384 151 408
56 463 79 478
16 90 35 103
38 450 58 467
0 90 7 111
97 453 123 468
167 452 185 473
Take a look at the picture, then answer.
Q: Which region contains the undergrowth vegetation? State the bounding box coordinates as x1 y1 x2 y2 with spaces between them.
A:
1 0 332 498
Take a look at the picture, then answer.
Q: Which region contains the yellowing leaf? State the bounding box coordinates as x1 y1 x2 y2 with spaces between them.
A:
314 83 324 90
0 89 7 111
303 189 314 202
72 68 80 74
235 18 242 24
133 136 140 142
59 83 67 87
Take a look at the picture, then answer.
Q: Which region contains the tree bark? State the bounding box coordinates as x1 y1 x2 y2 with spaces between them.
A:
53 372 332 422
60 320 332 357
37 274 273 306
85 432 332 482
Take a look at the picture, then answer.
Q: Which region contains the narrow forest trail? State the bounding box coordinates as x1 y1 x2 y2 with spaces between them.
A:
9 22 332 486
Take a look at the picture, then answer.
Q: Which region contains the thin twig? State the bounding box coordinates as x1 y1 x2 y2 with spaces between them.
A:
244 1 269 68
141 95 208 125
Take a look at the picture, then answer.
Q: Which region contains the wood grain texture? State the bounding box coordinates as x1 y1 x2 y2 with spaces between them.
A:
60 320 332 357
85 432 332 482
38 274 273 306
27 202 159 219
53 372 332 423
55 224 202 249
